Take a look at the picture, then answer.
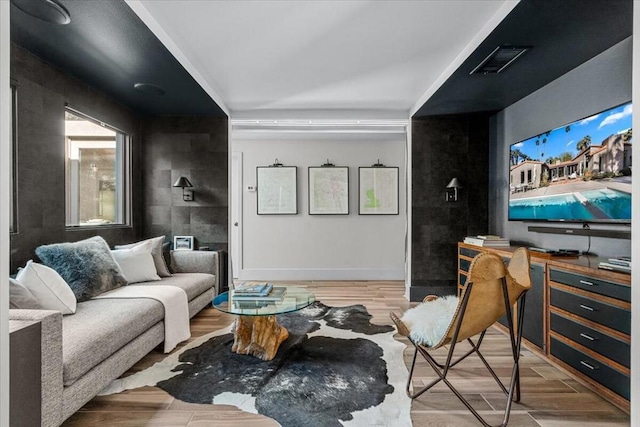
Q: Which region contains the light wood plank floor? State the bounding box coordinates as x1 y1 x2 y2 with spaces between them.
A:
64 281 630 426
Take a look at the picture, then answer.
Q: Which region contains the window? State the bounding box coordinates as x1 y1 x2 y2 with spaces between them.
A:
520 171 524 184
527 170 532 183
9 85 17 232
65 109 129 227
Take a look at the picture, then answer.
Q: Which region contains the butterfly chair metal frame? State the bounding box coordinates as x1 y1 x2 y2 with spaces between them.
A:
391 249 531 427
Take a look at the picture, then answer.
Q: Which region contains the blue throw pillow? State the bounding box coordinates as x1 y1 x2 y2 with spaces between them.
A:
35 236 128 302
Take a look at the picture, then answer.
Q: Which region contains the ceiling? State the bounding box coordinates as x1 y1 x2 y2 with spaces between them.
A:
9 0 633 119
132 0 510 115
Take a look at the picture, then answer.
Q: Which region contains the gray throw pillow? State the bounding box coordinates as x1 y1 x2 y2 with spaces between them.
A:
35 236 128 302
9 278 44 310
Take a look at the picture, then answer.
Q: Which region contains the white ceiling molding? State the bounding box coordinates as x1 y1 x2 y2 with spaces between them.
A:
232 118 407 135
409 0 520 116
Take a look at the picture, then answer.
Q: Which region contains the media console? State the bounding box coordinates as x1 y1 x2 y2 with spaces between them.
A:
458 242 631 412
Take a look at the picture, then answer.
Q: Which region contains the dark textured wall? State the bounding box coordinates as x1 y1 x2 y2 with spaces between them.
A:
9 44 142 272
141 117 228 253
411 113 490 301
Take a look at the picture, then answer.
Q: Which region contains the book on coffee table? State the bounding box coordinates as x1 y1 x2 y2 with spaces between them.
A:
233 282 273 297
232 286 287 301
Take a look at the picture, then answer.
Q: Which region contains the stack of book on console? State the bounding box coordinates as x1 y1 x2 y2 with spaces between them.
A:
598 257 631 274
232 282 287 302
463 235 510 248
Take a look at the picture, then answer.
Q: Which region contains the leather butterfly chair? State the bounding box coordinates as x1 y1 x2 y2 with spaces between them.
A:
391 248 531 427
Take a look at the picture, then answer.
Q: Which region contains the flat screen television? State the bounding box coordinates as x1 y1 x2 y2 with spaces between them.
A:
508 101 632 223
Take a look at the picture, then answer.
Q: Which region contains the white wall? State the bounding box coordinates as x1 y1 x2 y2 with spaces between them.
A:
490 37 632 257
0 1 10 425
233 131 406 281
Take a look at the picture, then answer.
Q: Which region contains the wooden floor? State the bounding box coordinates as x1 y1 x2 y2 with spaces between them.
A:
64 281 630 426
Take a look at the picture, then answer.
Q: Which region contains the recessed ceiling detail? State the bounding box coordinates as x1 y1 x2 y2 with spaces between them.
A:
469 46 529 75
11 0 71 25
134 83 166 96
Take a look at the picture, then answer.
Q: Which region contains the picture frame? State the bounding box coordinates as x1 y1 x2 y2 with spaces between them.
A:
358 166 399 215
257 166 298 214
308 166 349 215
173 235 194 251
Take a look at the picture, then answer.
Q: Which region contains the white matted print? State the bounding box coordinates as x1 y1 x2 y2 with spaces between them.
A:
358 167 399 215
257 166 298 214
174 235 194 250
308 167 349 215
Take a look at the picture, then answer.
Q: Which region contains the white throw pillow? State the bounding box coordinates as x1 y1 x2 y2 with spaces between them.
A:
400 295 459 347
115 236 171 277
16 261 77 314
111 240 161 284
9 278 45 310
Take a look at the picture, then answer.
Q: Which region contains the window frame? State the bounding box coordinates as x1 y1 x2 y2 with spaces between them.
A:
64 107 131 229
9 83 17 233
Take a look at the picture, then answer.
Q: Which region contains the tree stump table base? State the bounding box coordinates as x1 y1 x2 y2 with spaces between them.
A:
231 315 289 361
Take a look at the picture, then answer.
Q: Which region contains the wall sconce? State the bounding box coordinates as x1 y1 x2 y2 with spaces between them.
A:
173 176 194 201
445 177 462 202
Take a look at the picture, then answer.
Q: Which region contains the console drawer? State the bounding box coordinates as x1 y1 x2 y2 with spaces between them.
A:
549 268 630 302
459 258 471 273
551 337 629 400
458 272 467 286
550 312 629 368
550 288 630 335
459 247 480 259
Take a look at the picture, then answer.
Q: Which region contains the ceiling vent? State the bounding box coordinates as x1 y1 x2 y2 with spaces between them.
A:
469 46 530 75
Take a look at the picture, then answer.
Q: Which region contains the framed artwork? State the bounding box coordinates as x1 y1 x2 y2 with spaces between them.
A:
308 166 349 215
358 167 399 215
257 166 298 214
174 235 194 251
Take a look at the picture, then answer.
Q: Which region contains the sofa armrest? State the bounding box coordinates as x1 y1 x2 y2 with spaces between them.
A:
9 309 63 427
171 250 220 292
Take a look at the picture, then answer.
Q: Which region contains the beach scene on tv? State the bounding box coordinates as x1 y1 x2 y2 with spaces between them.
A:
509 102 632 222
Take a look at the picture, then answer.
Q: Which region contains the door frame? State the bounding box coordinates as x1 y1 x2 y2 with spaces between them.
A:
231 151 243 279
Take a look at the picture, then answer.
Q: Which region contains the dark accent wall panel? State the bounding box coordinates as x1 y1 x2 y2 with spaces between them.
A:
411 113 490 301
142 117 228 253
9 44 142 272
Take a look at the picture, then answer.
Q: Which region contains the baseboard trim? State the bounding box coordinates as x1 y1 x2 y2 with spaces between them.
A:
238 268 404 281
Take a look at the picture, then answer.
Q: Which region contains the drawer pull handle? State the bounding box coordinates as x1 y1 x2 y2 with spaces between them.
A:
579 333 595 341
580 360 598 370
579 304 595 311
579 280 594 286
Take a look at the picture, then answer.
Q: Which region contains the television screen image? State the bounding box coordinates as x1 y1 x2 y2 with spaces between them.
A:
509 102 632 223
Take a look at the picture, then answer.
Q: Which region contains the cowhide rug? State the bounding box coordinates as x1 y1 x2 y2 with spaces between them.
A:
101 302 412 427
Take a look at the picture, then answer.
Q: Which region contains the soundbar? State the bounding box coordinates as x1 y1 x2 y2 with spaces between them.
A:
528 226 631 239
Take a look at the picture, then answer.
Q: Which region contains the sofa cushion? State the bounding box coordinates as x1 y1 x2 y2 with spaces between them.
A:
135 273 214 301
61 298 163 386
36 236 127 302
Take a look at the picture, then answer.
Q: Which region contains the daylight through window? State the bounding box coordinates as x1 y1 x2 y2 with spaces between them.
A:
65 109 129 227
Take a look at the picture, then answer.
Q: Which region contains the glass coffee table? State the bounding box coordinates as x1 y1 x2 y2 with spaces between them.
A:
213 286 315 361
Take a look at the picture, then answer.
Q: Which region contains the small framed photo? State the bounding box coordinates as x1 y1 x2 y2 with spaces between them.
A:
173 235 194 251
